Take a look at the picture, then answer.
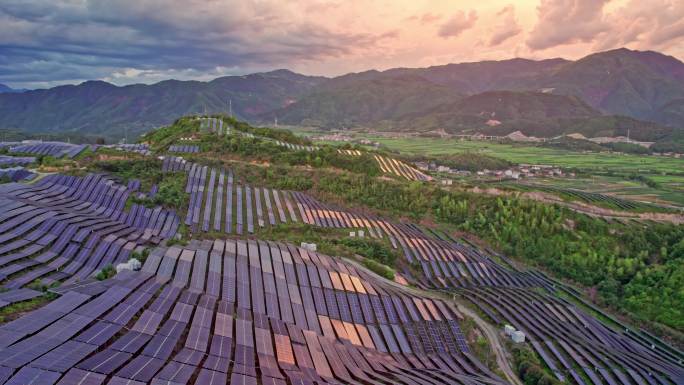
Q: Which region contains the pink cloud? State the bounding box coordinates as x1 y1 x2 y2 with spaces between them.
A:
438 10 478 38
527 0 610 50
489 5 522 47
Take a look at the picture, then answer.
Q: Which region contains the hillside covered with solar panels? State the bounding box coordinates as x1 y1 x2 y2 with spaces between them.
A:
0 114 681 385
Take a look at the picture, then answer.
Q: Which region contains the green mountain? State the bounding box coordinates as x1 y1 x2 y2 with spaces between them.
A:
384 57 569 93
0 48 683 142
531 48 684 127
0 70 324 140
381 49 684 127
262 72 462 128
371 91 673 141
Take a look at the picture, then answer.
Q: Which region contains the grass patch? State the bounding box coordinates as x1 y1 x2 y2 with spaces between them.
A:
0 293 58 324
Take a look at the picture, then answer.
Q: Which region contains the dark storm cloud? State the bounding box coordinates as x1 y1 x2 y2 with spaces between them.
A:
0 0 391 88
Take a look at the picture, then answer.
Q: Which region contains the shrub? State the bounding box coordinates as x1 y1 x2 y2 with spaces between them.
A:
95 264 116 281
362 259 395 280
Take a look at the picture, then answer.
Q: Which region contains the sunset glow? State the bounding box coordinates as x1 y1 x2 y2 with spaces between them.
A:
1 0 683 88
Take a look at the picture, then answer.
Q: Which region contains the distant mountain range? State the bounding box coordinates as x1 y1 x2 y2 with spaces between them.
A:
0 48 683 146
0 84 26 94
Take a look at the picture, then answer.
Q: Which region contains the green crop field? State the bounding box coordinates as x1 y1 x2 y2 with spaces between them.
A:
348 136 684 175
499 176 684 207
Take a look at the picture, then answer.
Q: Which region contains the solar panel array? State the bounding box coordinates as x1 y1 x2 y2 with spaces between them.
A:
464 286 684 385
3 141 88 159
0 173 179 300
0 238 502 385
108 144 151 156
273 141 319 152
337 150 432 182
0 288 42 310
0 168 34 182
374 225 684 384
1 134 682 385
373 155 432 182
165 156 553 288
169 145 200 154
0 156 35 167
201 118 229 135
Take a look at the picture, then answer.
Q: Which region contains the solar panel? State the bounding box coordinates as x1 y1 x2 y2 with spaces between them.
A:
5 366 61 385
77 349 132 374
115 355 165 382
56 368 106 385
195 368 227 385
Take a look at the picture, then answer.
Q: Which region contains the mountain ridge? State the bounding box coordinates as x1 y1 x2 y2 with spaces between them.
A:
0 83 26 93
0 48 682 144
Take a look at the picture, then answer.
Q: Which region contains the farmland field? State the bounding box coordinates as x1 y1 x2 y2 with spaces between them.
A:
498 175 684 207
298 131 684 207
345 135 684 174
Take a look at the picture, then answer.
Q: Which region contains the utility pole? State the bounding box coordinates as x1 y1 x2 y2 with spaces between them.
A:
229 99 232 118
274 117 278 128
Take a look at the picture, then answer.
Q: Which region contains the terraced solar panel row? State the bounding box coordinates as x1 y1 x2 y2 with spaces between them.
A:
0 156 35 167
518 184 656 211
0 288 42 309
168 145 199 153
108 144 151 156
200 117 228 135
0 238 499 385
336 150 432 181
0 173 179 306
461 286 683 385
2 141 88 159
0 168 34 182
373 155 432 181
273 140 318 152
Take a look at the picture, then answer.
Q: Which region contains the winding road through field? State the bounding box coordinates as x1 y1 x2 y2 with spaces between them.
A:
452 300 523 385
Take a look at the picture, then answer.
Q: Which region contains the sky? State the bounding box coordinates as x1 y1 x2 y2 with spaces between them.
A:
1 0 683 89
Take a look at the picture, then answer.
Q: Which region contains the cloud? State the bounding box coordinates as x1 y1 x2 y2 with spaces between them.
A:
527 0 610 50
489 5 523 46
525 0 684 53
593 0 684 51
420 13 442 24
0 0 393 88
438 10 477 38
0 0 682 89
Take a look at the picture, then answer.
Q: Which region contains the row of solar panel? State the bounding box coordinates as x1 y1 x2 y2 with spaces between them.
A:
0 156 35 167
373 155 432 182
0 142 88 159
108 144 151 156
337 150 431 181
0 168 34 182
200 118 229 136
0 173 179 302
200 117 317 152
273 141 318 152
168 145 199 153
